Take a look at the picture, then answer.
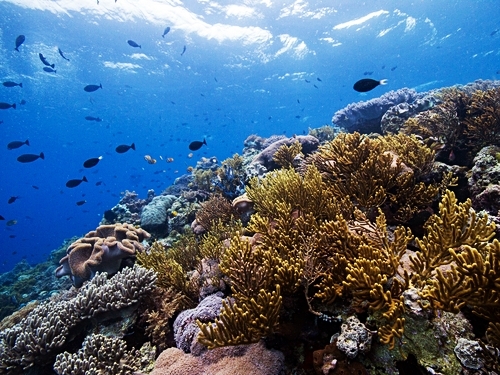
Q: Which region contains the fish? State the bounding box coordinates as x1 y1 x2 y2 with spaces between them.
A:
162 26 171 38
39 53 55 69
83 156 102 168
0 103 16 110
391 66 397 71
0 215 4 220
317 77 322 82
115 143 136 153
144 155 157 164
17 152 44 163
43 67 57 73
166 157 174 163
187 153 193 158
127 40 141 48
3 81 22 88
66 176 88 188
32 185 39 190
7 139 29 150
363 71 373 76
76 200 87 206
491 29 499 36
181 45 186 56
58 47 70 61
353 78 388 93
84 116 102 122
305 79 310 83
188 139 206 151
84 84 102 92
8 196 19 204
20 99 26 105
15 35 25 51
6 220 17 226
95 181 103 186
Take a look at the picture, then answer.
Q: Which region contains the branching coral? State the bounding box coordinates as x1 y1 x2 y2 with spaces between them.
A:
213 154 246 199
195 194 237 232
272 140 303 169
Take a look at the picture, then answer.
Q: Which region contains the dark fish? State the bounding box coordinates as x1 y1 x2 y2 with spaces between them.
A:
295 115 301 119
95 181 103 186
491 29 499 36
353 78 388 93
39 53 55 69
58 47 70 61
305 79 310 83
43 67 57 73
76 200 87 206
317 77 322 82
20 99 26 105
9 235 16 239
391 66 397 71
15 35 25 51
0 215 4 220
162 26 171 38
84 84 102 92
8 196 19 204
3 81 22 88
83 156 102 168
297 99 300 103
17 152 44 163
32 185 39 190
181 45 186 56
7 139 29 150
115 143 136 153
363 71 373 76
66 176 88 188
188 139 207 151
85 116 102 122
6 220 17 226
127 40 141 48
0 103 16 110
313 84 318 88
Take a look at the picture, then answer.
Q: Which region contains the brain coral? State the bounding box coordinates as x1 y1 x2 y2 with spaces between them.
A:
55 223 150 287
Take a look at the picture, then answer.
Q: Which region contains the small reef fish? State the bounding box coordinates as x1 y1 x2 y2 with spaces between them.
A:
317 77 322 82
17 152 44 163
353 78 388 93
7 139 29 150
115 143 135 153
8 196 19 204
127 40 141 48
84 84 102 92
166 157 174 163
58 48 70 61
76 200 87 206
187 153 193 158
144 155 157 164
181 45 186 56
188 139 206 151
32 185 39 190
391 66 397 71
6 219 17 226
85 116 102 122
15 35 25 51
3 81 22 88
83 156 102 168
0 103 16 110
187 166 193 172
162 27 171 38
20 100 26 105
39 53 55 69
363 71 373 76
66 176 88 188
43 67 57 73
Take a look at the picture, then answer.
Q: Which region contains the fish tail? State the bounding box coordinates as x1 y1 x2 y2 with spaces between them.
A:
139 45 142 48
51 64 55 69
12 103 16 109
82 176 88 182
203 138 207 145
19 83 23 88
15 47 19 52
99 83 102 89
39 152 45 160
131 143 136 150
380 79 388 85
162 35 164 38
25 140 30 146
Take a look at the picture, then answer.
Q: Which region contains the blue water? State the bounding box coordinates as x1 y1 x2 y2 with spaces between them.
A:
0 0 499 273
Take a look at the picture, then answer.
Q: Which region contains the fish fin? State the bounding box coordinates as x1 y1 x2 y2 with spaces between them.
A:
25 140 30 146
40 152 45 159
83 176 88 182
19 83 23 88
379 79 388 85
131 143 136 150
15 47 19 52
51 64 55 69
203 138 207 145
12 103 16 109
99 83 102 89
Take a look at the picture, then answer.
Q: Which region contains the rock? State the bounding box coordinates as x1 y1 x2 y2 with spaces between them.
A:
140 195 176 237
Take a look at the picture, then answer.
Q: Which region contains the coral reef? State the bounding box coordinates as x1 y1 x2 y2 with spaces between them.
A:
55 223 150 287
140 195 177 237
335 316 374 359
102 190 153 225
308 125 339 143
195 194 237 233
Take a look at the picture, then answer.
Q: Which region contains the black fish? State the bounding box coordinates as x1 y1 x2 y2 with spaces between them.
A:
32 185 39 190
181 45 186 56
15 35 25 51
39 53 55 69
353 78 388 93
3 81 22 88
43 67 57 73
491 29 499 36
85 116 102 122
127 40 141 48
115 143 136 153
84 84 102 92
66 176 88 188
0 215 4 220
95 181 103 186
162 27 171 38
7 139 29 150
58 48 70 61
17 152 44 163
20 99 26 105
83 156 102 168
317 77 322 82
0 103 16 110
391 66 397 71
363 71 373 76
76 200 87 206
8 196 19 204
188 139 207 151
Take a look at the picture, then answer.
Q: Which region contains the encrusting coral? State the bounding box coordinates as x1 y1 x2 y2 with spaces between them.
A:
55 223 150 287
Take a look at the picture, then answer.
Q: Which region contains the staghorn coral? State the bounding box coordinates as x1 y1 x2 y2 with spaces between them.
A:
55 223 150 287
272 140 303 169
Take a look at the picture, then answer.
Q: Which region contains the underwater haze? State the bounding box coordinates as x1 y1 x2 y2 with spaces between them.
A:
0 0 499 273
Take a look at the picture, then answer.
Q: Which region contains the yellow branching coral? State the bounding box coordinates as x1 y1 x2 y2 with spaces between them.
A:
272 140 303 168
199 219 242 261
195 194 236 232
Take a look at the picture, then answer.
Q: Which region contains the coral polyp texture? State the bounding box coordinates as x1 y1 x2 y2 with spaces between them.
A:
55 223 150 287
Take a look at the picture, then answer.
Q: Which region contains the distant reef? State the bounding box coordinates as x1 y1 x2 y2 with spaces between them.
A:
1 80 500 375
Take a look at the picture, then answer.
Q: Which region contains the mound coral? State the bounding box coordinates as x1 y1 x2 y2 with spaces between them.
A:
55 223 150 287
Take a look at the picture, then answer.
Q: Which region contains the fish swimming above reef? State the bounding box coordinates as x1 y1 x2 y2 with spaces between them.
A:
162 27 170 38
76 200 86 206
127 40 141 48
0 215 4 220
3 81 22 88
85 116 102 122
189 138 207 151
66 176 88 188
8 196 19 204
39 53 55 69
84 84 102 92
43 67 56 73
144 155 156 164
181 45 186 56
15 35 25 51
353 78 388 93
6 219 17 226
7 139 29 150
115 143 136 153
0 102 16 110
83 156 102 168
17 152 44 163
58 47 70 61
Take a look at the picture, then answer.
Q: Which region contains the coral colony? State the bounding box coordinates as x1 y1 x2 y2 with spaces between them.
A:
2 80 500 374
